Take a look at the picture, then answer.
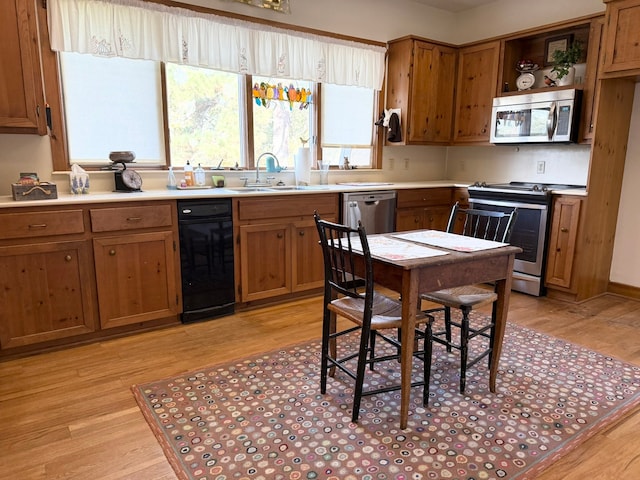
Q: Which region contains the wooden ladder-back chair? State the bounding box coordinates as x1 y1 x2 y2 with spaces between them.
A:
314 212 430 422
421 202 518 396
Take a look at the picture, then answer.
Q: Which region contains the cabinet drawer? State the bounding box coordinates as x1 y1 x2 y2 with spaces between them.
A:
0 210 84 240
237 194 338 221
396 188 452 208
90 205 173 232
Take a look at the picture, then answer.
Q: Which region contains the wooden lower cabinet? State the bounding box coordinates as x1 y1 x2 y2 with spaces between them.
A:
0 240 96 348
545 195 582 291
239 222 292 301
93 231 180 329
90 202 180 329
396 206 450 231
395 188 453 232
234 194 339 303
0 201 183 356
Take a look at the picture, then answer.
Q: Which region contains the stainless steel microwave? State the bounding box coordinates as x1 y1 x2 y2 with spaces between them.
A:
490 89 582 144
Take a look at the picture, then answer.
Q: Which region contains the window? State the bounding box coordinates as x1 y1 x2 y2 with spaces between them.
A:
58 57 378 171
165 63 243 169
59 52 165 166
251 76 314 169
321 83 375 167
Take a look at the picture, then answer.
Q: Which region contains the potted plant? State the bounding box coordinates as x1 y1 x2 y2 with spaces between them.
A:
550 41 583 85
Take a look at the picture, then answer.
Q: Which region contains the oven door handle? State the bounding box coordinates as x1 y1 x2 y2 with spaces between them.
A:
469 197 548 210
547 101 558 140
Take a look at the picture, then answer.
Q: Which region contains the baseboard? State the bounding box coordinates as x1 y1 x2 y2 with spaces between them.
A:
608 282 640 300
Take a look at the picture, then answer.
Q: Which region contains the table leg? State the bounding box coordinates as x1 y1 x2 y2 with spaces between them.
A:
399 269 418 429
489 253 515 392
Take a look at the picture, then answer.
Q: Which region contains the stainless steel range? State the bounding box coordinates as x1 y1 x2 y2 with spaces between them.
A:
467 181 585 296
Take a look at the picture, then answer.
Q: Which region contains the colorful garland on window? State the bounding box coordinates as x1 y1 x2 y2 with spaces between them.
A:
252 82 312 109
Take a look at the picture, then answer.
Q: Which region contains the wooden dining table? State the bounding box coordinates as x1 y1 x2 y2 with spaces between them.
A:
350 230 522 429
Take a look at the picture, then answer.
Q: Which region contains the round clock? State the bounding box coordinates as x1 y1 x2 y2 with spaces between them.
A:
122 168 143 191
516 72 536 91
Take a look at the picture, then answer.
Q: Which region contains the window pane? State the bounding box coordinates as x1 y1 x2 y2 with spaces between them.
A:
166 64 242 169
59 53 165 165
252 77 314 169
321 83 374 167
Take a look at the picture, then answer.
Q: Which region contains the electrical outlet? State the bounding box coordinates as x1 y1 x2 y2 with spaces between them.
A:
388 158 395 170
404 158 410 170
537 160 546 174
460 159 466 172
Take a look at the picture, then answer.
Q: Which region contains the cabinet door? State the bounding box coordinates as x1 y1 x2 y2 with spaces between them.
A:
545 197 582 289
602 0 640 74
0 241 95 348
408 42 457 143
239 223 291 302
0 0 47 134
453 41 500 144
580 17 605 143
396 208 425 232
93 231 180 329
292 219 325 292
424 206 451 231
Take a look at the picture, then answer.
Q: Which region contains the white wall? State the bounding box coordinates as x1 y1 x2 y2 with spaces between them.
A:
456 0 605 43
445 144 591 185
610 83 640 286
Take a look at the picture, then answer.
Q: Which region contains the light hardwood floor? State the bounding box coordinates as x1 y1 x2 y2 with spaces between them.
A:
1 292 639 479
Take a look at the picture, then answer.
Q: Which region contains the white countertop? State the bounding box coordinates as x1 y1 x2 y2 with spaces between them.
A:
0 181 472 209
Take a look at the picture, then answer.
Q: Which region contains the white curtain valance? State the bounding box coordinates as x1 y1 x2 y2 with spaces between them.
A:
48 0 386 90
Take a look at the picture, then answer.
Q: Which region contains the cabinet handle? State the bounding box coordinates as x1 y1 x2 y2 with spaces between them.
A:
126 217 142 222
109 249 116 256
299 230 305 236
560 227 569 232
65 255 72 262
277 233 283 239
28 224 47 229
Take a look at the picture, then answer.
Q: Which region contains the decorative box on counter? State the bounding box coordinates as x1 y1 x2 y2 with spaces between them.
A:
11 182 58 201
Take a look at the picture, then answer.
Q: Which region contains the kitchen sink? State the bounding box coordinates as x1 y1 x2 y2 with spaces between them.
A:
226 185 331 193
225 187 275 192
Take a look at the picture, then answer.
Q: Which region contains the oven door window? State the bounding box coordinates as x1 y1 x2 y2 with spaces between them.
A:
470 202 543 268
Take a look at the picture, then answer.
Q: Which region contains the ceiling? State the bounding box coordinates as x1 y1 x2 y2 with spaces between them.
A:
410 0 497 12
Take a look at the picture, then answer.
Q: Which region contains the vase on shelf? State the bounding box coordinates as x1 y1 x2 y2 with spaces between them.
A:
556 66 575 86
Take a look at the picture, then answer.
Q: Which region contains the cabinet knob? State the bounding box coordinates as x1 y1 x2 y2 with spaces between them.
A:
556 248 562 252
560 227 569 233
277 233 283 239
65 255 72 262
299 230 305 236
109 249 116 256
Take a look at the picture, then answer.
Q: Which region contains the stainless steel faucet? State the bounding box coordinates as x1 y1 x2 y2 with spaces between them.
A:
254 152 278 185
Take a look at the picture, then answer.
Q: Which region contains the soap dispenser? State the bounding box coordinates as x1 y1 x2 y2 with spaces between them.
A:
195 163 206 186
167 166 177 190
184 160 194 186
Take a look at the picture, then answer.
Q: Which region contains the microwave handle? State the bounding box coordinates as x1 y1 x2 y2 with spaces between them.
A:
547 101 558 140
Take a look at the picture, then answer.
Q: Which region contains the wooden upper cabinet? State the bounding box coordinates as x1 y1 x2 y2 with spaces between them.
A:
602 0 640 75
0 0 47 134
453 41 500 144
386 37 457 144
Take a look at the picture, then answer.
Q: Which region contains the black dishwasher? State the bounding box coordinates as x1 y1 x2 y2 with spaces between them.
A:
178 199 234 323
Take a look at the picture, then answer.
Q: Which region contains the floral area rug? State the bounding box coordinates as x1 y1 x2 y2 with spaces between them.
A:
132 319 640 480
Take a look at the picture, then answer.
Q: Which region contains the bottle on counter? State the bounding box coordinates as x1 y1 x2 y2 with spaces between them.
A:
167 166 177 190
184 160 194 186
194 163 206 186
